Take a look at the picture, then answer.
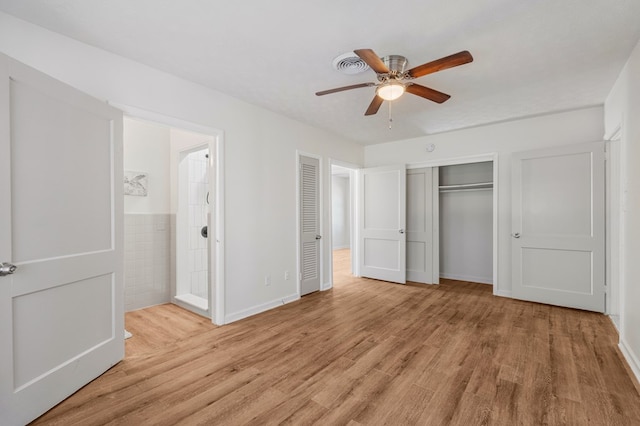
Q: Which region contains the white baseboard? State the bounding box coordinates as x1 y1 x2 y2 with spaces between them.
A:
321 281 333 291
224 293 300 324
440 273 493 285
619 338 640 385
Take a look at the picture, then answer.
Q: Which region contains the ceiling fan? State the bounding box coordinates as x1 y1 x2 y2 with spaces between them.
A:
316 49 473 116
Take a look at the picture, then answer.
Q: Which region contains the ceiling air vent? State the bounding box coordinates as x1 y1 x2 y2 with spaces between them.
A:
332 52 370 75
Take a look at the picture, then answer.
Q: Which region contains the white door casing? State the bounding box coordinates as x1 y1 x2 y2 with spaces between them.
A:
299 155 321 295
0 55 124 425
406 167 434 284
359 165 407 284
511 141 605 312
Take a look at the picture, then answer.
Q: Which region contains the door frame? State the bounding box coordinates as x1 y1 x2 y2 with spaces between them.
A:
327 159 361 288
112 103 226 325
407 153 499 295
604 123 623 325
296 151 323 295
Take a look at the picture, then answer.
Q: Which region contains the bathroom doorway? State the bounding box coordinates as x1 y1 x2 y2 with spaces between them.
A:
121 106 224 325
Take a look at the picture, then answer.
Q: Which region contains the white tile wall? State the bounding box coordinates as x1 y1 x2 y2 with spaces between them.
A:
186 150 209 299
124 214 171 311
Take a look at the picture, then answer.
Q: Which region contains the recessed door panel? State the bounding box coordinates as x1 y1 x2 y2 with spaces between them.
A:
10 79 112 262
13 274 113 390
521 153 592 237
521 248 592 294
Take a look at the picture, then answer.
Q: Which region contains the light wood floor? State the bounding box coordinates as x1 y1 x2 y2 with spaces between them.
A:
32 248 640 425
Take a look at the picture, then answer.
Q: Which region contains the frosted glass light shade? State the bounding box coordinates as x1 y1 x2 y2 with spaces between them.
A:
377 82 405 101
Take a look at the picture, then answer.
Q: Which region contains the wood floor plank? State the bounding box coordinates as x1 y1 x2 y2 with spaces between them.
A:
30 248 640 425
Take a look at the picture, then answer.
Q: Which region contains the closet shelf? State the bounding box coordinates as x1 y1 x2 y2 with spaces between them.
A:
439 182 493 191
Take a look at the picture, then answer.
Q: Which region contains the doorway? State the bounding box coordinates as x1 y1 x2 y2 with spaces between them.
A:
120 106 225 325
330 161 359 287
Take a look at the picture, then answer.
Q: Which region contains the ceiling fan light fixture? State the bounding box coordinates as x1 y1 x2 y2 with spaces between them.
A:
377 81 405 101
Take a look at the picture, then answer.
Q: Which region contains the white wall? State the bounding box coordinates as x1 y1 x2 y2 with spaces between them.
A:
331 175 350 249
0 12 364 322
123 117 170 214
365 106 604 296
605 39 640 381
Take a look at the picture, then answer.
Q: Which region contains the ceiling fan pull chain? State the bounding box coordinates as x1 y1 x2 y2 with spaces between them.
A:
388 100 393 129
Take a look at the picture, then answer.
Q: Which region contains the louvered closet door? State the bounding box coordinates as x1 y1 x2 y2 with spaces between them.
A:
300 156 321 295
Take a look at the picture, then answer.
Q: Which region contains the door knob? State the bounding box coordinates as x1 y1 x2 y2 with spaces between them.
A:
315 235 322 240
201 226 208 238
512 232 521 239
0 262 17 277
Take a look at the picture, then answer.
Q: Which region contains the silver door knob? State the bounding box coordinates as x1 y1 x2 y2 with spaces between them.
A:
0 262 17 277
399 229 405 234
315 235 322 240
512 233 521 239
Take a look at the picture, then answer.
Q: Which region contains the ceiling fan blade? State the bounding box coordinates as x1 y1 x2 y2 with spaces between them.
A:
406 51 473 78
406 84 451 103
354 49 390 74
315 82 375 96
365 95 384 116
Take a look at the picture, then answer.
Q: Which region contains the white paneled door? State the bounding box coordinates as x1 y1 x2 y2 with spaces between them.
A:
299 155 321 295
511 142 605 312
359 165 407 284
0 55 124 425
406 167 436 284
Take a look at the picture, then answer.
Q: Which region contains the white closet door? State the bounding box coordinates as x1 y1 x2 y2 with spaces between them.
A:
358 165 406 284
0 54 124 425
511 142 605 312
300 155 321 295
406 168 435 283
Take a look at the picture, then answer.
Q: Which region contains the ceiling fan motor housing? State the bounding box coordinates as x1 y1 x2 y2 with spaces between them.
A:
382 55 409 75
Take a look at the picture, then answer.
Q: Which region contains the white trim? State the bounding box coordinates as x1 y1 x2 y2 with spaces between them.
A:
406 153 496 169
432 167 440 284
440 273 493 285
604 123 623 142
225 293 300 324
495 290 512 298
112 103 226 325
296 150 323 297
620 338 640 385
409 153 500 295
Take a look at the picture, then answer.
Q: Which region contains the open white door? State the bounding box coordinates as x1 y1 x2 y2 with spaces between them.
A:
299 155 321 295
358 165 406 284
511 142 605 312
406 167 435 284
0 55 123 424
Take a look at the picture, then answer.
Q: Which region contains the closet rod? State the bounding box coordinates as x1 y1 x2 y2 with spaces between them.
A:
440 187 492 194
438 182 493 191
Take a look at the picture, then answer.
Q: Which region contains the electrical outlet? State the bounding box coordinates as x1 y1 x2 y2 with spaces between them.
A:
265 275 271 286
284 270 289 280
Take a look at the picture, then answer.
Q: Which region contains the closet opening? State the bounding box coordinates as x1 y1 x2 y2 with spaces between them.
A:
405 156 497 291
437 161 494 286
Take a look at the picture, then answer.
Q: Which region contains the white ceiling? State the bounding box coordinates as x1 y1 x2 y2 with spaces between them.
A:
1 0 639 145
